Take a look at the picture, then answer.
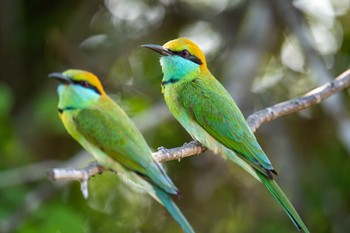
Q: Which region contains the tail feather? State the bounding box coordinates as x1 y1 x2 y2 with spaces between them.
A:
155 187 195 233
257 172 309 233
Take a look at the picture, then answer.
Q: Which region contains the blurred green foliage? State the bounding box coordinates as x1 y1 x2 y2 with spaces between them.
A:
1 0 350 232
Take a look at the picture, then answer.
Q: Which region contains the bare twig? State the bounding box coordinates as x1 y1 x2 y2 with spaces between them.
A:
154 141 206 162
47 141 207 198
47 69 350 198
47 161 106 199
247 69 350 132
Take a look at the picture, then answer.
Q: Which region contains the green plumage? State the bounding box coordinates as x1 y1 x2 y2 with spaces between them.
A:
74 99 177 193
163 73 309 231
170 76 274 175
143 38 309 232
74 97 194 233
52 69 194 233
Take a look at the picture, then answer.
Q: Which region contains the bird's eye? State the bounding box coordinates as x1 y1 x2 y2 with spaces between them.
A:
181 49 190 57
80 81 89 88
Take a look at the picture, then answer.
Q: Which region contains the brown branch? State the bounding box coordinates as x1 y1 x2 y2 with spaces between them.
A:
47 69 350 198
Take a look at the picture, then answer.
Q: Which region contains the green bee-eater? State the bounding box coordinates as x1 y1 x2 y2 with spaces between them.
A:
49 69 194 233
143 38 309 232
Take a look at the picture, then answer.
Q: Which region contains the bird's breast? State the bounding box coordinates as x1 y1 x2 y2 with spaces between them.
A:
59 110 81 142
163 84 183 119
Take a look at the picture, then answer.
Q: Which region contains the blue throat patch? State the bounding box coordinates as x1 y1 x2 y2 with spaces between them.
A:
160 56 199 85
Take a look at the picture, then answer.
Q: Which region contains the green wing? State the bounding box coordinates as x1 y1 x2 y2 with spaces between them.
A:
179 76 274 176
74 96 178 194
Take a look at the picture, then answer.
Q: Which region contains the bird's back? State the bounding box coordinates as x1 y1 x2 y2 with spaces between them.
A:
163 73 274 177
72 95 179 195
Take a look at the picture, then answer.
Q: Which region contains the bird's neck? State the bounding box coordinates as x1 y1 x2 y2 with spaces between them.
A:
160 56 200 86
57 84 100 112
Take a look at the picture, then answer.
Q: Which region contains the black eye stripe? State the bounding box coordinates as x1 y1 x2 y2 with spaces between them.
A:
72 80 101 95
169 49 203 65
170 50 187 57
188 55 202 65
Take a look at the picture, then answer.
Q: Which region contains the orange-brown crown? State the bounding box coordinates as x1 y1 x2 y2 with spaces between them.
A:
62 69 106 95
163 38 207 67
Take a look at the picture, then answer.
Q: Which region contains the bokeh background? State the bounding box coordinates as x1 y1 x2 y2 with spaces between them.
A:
1 0 350 232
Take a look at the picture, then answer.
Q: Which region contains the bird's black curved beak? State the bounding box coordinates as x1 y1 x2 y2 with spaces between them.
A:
141 44 174 56
48 72 72 85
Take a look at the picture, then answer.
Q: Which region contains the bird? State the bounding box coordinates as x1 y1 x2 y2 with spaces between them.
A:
49 69 195 233
142 38 309 232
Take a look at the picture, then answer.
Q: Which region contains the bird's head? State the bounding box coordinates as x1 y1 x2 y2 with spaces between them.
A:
49 69 105 112
142 38 207 84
